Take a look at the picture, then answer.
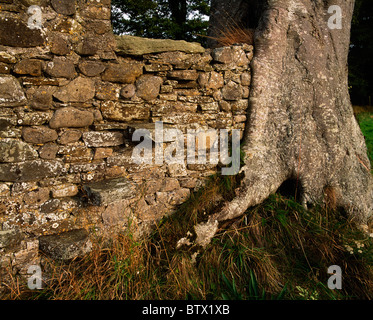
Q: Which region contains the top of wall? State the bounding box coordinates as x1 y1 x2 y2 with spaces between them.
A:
0 0 207 59
115 35 205 56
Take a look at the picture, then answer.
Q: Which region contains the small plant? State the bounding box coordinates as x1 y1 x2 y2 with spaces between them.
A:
295 286 319 300
221 271 243 300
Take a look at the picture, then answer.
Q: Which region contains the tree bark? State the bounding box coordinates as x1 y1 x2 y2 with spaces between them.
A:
194 0 373 246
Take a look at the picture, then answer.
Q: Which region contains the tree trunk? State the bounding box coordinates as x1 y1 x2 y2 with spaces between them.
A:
194 0 373 246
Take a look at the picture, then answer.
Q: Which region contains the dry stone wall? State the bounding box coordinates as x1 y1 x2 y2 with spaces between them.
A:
0 0 253 280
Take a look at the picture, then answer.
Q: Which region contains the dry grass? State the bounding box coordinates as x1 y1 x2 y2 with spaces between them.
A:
209 26 255 47
3 174 373 300
199 13 254 47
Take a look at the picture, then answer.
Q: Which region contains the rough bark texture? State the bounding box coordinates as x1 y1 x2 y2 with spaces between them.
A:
195 0 373 246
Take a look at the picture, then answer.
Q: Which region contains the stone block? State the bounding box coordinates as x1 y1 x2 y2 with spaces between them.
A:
212 47 233 64
0 160 64 182
0 183 10 197
80 5 111 20
198 71 224 89
22 126 58 144
59 145 93 163
144 63 171 72
168 163 187 177
240 72 251 86
0 17 44 47
0 229 24 250
101 62 143 84
156 188 190 205
0 52 17 64
232 46 250 66
49 33 71 55
45 57 77 79
168 70 199 81
82 131 124 147
38 143 59 159
18 112 53 126
115 35 205 56
13 59 42 76
40 198 61 213
23 187 50 205
0 75 26 107
53 77 95 103
69 161 106 174
83 177 136 206
51 184 78 198
221 81 243 101
101 199 135 226
160 178 180 192
95 81 119 100
51 0 76 15
39 229 92 261
0 138 38 162
135 75 163 101
0 63 10 74
26 86 56 110
49 107 94 129
79 60 106 77
58 129 82 145
101 101 150 122
120 84 136 99
94 147 113 160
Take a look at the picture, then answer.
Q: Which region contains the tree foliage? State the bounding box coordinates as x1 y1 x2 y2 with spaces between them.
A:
349 0 373 106
111 0 210 42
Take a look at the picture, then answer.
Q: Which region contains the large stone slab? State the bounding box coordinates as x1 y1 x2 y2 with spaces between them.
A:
0 138 38 162
83 177 136 206
0 17 44 47
0 76 26 107
39 229 92 261
115 35 205 56
0 160 64 182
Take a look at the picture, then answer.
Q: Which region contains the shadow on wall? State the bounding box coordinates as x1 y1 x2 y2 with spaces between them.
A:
0 0 253 285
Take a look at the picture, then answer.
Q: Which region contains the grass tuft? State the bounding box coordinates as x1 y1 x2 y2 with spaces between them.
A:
3 172 373 300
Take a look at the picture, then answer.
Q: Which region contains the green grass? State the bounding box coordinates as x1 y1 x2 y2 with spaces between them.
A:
356 111 373 166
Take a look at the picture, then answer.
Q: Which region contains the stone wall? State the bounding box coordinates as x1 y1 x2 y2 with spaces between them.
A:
0 0 253 281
